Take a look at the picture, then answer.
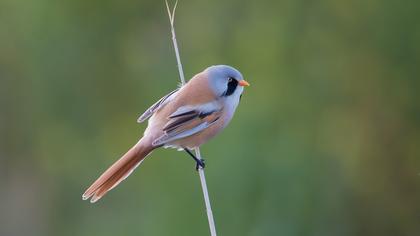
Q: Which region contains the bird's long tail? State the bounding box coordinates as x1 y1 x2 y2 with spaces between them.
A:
82 138 154 203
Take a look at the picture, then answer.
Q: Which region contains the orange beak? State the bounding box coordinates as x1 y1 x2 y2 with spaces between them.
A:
238 80 250 87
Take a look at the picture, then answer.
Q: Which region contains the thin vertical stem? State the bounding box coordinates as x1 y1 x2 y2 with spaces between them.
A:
165 0 185 85
165 1 217 236
195 148 217 236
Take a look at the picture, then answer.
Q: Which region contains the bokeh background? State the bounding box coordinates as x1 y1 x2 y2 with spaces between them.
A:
1 0 419 235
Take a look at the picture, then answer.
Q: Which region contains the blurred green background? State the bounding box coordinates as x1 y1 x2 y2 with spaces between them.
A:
1 0 419 235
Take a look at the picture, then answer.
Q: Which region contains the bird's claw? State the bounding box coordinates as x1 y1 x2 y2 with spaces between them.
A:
183 148 206 171
195 158 206 171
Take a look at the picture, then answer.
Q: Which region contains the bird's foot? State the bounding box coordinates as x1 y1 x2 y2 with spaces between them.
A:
195 158 206 171
183 148 206 171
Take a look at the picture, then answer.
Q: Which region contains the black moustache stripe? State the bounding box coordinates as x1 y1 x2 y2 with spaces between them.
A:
223 78 238 97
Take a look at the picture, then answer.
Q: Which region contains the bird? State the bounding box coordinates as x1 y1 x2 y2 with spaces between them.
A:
82 65 250 203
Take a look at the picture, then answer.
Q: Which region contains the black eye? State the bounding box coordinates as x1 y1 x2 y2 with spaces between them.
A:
228 77 233 82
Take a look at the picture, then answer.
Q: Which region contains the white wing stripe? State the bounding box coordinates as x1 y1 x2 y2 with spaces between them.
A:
137 89 179 123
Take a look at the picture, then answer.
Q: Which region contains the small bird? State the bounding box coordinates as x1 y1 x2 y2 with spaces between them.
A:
82 65 249 203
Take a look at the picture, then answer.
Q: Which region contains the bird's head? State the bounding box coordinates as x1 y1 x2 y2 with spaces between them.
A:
205 65 250 99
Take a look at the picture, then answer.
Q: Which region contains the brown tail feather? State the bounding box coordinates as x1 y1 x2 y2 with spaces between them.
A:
82 138 154 203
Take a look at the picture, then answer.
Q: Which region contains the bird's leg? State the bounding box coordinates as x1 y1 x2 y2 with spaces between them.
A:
184 148 205 170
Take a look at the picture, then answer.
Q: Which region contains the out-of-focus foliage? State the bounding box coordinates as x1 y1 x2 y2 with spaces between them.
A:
1 0 419 235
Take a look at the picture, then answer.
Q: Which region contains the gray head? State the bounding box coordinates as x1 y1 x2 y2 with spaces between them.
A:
205 65 249 98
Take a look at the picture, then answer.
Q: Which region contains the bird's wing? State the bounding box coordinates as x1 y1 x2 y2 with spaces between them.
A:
137 88 180 123
152 102 222 146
